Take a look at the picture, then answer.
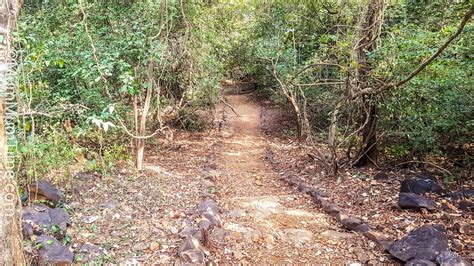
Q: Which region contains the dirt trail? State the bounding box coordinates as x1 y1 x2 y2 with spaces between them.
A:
213 94 369 264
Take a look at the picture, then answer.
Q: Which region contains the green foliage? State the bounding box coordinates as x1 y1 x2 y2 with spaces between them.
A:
16 1 227 178
15 0 473 177
375 2 473 159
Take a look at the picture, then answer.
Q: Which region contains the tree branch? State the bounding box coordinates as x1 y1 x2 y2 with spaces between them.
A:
354 4 473 98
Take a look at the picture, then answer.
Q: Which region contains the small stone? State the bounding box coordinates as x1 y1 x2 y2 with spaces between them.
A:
400 176 444 195
451 239 464 252
373 172 389 180
398 193 436 211
198 218 213 231
312 195 326 206
198 199 218 214
455 223 473 235
354 224 370 233
170 227 179 235
179 226 197 238
458 200 473 212
178 236 205 263
149 242 161 251
341 217 363 231
264 234 275 244
83 216 99 224
436 251 470 266
323 203 342 216
36 235 73 265
251 233 260 242
354 247 369 263
28 180 64 204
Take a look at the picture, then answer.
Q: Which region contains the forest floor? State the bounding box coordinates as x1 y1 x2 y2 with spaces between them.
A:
64 91 472 264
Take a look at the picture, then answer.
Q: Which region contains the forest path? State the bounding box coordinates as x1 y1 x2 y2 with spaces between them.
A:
213 94 364 263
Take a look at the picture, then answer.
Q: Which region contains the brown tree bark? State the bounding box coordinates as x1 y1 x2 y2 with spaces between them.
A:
0 0 25 264
353 0 386 167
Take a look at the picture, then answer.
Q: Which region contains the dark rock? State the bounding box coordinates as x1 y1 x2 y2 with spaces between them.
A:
312 195 326 206
74 243 106 263
405 259 436 266
463 190 474 198
297 184 311 193
458 200 473 212
400 176 444 195
341 217 363 231
374 172 389 180
436 251 470 266
354 224 370 233
286 175 299 186
36 235 73 265
388 224 448 262
22 205 70 234
198 199 218 214
323 203 342 216
398 193 436 211
307 188 327 198
202 210 223 228
179 226 197 238
198 218 213 231
178 236 205 263
443 190 474 201
22 222 34 239
192 229 205 242
48 208 70 230
28 180 64 204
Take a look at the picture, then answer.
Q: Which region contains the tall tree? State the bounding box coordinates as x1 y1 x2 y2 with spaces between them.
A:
0 0 25 264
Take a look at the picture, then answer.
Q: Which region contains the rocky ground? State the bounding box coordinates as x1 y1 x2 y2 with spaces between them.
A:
20 91 472 265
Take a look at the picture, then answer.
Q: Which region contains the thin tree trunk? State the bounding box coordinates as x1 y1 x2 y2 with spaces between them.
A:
0 0 25 264
353 0 386 167
135 62 154 170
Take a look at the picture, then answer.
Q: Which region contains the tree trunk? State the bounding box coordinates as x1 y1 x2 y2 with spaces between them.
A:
353 0 385 167
0 0 25 264
354 99 377 166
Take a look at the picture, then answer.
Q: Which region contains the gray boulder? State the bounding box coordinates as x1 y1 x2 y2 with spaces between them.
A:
389 224 448 262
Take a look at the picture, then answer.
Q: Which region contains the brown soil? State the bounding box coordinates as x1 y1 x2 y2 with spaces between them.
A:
65 93 395 264
209 94 388 264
